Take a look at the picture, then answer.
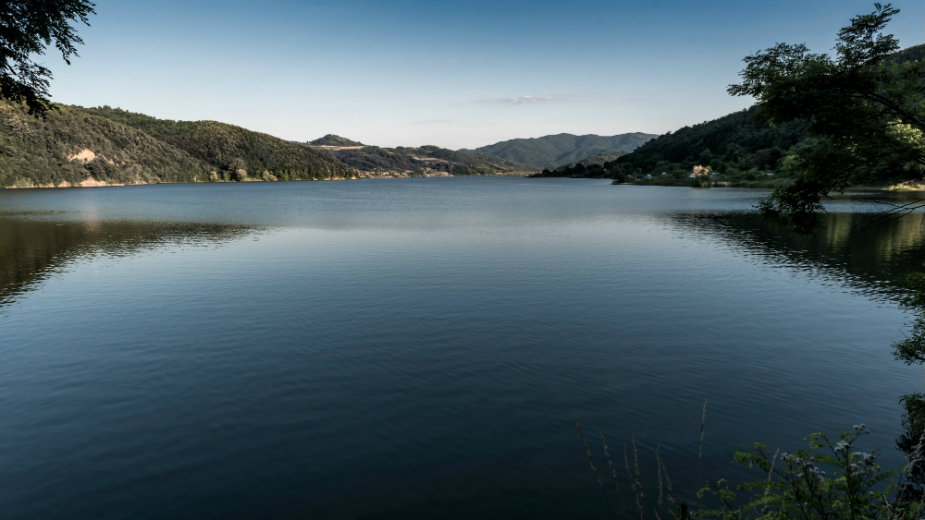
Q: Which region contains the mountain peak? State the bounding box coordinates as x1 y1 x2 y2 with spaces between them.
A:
308 134 365 147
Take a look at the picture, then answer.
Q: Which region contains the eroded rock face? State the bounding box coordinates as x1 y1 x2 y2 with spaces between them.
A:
79 177 109 187
67 148 97 164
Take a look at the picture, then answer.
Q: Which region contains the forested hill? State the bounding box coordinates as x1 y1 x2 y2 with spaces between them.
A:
605 107 810 180
0 103 355 188
547 44 925 184
611 44 925 184
80 106 354 182
0 103 209 187
462 132 656 170
535 107 809 182
308 134 364 147
307 142 518 176
561 150 627 168
886 42 925 64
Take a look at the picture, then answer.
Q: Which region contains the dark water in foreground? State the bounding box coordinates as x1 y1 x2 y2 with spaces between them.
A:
0 178 922 519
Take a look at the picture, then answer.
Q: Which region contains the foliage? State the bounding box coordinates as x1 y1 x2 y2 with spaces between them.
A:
893 272 925 365
464 132 656 170
313 142 514 176
0 0 95 115
897 393 925 499
0 101 210 186
78 105 195 135
79 105 355 182
725 8 925 505
617 108 808 179
308 134 364 146
696 426 921 519
322 144 418 172
565 150 627 168
893 270 925 499
728 4 925 228
543 9 924 193
533 162 612 180
401 145 513 175
536 108 809 186
0 102 356 187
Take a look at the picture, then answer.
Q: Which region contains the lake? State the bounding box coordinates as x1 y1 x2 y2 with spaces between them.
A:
0 177 922 519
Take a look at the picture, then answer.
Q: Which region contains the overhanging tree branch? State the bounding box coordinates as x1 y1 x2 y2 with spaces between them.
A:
0 0 95 115
729 3 925 221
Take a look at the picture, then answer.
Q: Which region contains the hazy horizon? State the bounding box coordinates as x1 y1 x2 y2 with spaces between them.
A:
45 0 925 149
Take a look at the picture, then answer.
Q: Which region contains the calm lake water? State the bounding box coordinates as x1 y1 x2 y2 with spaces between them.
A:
0 177 922 519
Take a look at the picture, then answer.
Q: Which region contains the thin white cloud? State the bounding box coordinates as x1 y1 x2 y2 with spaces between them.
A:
475 95 561 105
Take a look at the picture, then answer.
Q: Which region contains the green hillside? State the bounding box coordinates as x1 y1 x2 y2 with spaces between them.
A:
545 44 925 186
0 102 210 187
605 107 810 183
309 142 516 176
534 107 809 182
81 106 354 182
885 42 925 64
463 132 656 170
0 103 356 188
562 150 627 168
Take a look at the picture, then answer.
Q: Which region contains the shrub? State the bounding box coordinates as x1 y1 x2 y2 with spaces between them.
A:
696 425 922 519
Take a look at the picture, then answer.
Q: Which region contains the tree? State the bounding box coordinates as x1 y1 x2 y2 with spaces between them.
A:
1 0 96 115
728 3 925 229
727 3 925 503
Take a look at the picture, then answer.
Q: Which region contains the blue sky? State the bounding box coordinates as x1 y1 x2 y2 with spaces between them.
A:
45 0 925 149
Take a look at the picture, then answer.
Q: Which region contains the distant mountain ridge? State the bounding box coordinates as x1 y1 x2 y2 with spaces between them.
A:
306 138 517 177
462 132 656 170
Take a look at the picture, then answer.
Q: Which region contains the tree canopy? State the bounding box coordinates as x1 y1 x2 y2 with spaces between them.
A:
728 3 925 228
0 0 95 115
730 3 925 500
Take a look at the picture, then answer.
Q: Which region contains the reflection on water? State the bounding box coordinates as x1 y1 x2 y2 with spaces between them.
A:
0 218 255 307
672 211 925 300
0 180 922 519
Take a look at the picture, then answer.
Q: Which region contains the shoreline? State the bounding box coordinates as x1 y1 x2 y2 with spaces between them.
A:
1 174 368 190
5 175 921 191
2 172 531 190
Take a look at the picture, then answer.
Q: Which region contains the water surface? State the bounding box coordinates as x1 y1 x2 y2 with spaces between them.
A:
0 178 922 518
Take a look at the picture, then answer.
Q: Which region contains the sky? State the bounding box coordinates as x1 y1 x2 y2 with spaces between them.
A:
44 0 925 149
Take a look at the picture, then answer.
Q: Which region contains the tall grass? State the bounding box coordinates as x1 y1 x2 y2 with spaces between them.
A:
576 401 925 519
575 419 687 519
